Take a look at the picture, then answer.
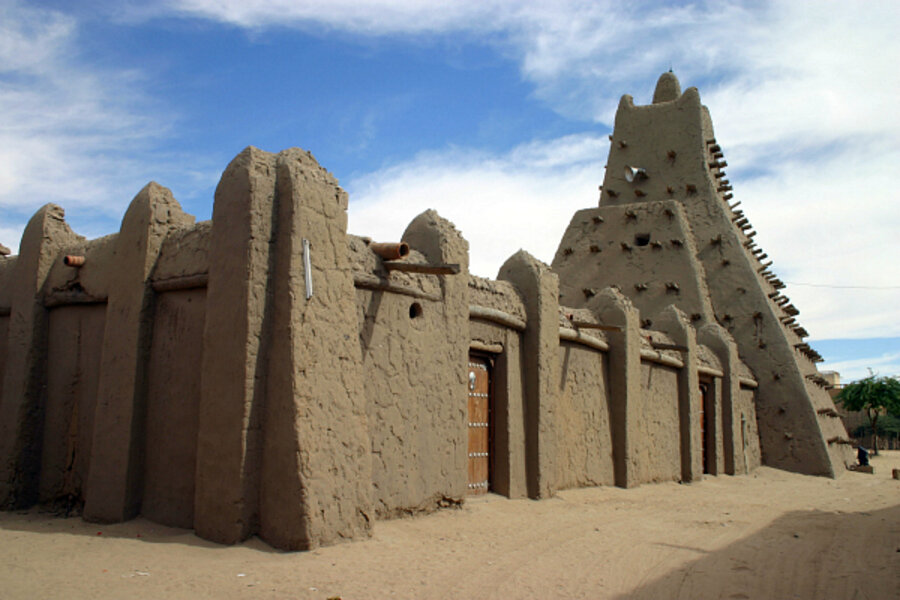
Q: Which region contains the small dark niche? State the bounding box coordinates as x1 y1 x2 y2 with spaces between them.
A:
634 233 651 247
409 302 423 319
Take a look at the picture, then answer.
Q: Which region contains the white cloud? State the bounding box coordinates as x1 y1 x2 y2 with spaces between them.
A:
821 352 900 384
347 133 607 278
346 127 900 339
0 0 187 253
5 0 898 344
734 143 900 340
160 0 508 34
193 0 894 340
0 225 23 253
159 1 899 132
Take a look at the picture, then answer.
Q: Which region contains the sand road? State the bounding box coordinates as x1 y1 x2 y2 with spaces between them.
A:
1 452 898 599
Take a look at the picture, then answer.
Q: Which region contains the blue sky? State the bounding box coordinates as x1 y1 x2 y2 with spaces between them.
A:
1 0 898 381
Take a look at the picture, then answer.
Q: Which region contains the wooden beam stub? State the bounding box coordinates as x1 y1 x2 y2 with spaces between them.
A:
383 262 461 275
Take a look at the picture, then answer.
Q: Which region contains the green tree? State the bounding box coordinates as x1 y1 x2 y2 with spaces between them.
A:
852 414 900 449
837 371 900 455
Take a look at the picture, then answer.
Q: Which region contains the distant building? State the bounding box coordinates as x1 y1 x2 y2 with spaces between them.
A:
827 370 899 450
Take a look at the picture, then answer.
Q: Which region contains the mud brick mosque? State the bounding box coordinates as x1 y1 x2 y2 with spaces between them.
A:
0 73 852 550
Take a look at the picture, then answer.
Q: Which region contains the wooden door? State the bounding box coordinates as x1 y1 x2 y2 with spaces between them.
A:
467 355 491 494
699 379 711 474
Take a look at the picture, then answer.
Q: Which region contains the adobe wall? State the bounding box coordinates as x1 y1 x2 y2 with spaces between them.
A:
635 363 681 483
35 227 121 511
0 205 85 509
143 288 206 528
0 135 771 552
353 235 469 517
0 148 381 551
0 314 7 403
737 385 762 472
152 221 211 283
39 304 105 508
141 221 210 528
0 254 10 405
554 201 715 325
554 341 614 490
43 234 117 306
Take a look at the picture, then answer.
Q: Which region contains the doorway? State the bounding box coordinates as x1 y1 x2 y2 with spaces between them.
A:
467 354 492 494
699 377 713 474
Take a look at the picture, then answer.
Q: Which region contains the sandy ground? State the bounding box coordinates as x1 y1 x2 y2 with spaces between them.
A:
1 452 898 600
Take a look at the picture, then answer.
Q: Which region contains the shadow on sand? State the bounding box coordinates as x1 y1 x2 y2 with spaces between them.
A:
0 506 280 553
618 503 900 600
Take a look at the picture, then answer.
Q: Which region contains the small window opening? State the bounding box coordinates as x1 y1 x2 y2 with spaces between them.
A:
409 302 423 319
635 233 651 247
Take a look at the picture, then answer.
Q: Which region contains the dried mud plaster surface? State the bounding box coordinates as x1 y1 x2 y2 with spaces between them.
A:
358 210 469 517
259 148 374 550
555 342 614 489
556 73 851 477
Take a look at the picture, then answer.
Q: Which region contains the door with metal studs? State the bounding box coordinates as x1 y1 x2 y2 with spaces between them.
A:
467 355 491 494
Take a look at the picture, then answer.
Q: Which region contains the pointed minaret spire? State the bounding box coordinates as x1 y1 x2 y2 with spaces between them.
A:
653 71 681 103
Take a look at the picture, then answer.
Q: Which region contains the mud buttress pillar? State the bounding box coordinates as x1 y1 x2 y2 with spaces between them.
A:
193 148 276 544
498 251 558 499
653 306 702 482
589 289 642 489
83 184 193 522
0 206 80 508
257 149 373 550
699 323 742 475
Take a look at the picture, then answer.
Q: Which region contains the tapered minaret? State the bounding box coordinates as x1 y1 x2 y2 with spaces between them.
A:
553 73 852 477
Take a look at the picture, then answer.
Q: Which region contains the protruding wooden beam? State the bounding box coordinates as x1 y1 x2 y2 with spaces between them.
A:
650 341 688 352
570 320 622 332
383 262 461 275
354 274 441 301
